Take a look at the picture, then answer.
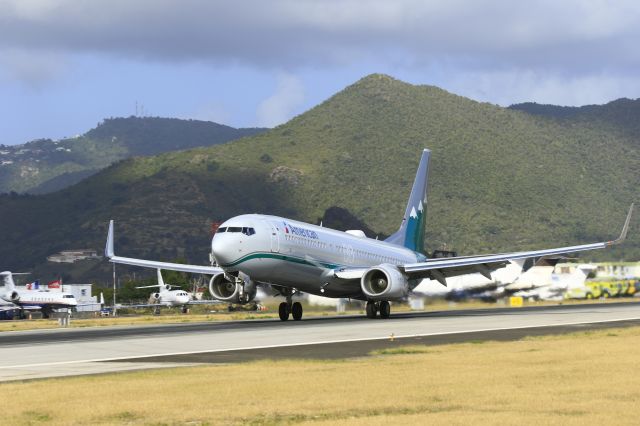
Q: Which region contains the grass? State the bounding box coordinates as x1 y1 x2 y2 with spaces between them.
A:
2 326 640 425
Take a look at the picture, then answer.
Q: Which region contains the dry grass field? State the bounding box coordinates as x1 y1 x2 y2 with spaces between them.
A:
2 326 640 425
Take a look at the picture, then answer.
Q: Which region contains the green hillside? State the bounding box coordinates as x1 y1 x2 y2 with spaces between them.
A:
510 99 640 147
0 117 266 194
0 74 638 284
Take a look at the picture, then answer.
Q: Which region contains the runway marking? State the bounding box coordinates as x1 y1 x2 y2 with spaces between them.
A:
1 315 639 370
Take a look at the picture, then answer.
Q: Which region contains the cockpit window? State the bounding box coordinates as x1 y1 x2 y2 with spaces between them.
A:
217 227 227 233
221 226 255 235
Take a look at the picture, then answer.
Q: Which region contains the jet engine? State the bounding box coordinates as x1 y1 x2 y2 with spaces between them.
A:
209 273 256 304
151 293 161 303
361 264 409 300
8 291 20 303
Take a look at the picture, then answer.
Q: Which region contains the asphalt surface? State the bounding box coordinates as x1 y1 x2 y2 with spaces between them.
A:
0 301 639 382
118 318 640 364
1 301 637 346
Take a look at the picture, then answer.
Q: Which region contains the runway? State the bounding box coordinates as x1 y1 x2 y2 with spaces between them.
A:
1 302 639 382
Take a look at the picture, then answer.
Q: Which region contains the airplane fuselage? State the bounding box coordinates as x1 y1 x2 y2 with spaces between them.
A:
154 290 191 306
4 290 78 310
211 214 425 299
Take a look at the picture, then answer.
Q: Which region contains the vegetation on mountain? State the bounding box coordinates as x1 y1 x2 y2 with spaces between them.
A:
0 74 638 284
0 117 266 194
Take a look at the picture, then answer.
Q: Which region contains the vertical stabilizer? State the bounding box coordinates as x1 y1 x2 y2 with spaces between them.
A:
385 149 431 254
1 271 16 292
157 269 165 288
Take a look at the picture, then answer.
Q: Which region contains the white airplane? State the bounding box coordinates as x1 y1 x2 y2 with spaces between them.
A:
119 269 218 313
512 263 597 301
0 271 78 318
411 259 526 300
105 149 634 321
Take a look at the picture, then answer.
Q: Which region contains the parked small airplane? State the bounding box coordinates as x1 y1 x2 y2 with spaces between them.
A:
0 271 78 318
105 149 634 321
411 259 526 300
511 263 597 301
118 269 219 313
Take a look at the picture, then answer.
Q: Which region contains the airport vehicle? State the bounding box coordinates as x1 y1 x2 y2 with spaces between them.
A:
105 149 633 321
589 279 638 298
119 269 219 313
0 271 78 318
565 280 603 300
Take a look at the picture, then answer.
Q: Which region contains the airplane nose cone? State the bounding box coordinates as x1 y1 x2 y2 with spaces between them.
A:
211 235 234 266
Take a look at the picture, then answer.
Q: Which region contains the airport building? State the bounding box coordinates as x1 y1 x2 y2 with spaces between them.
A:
594 262 640 280
47 249 101 263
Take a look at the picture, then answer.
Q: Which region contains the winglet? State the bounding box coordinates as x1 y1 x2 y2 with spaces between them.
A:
610 203 634 246
105 220 115 258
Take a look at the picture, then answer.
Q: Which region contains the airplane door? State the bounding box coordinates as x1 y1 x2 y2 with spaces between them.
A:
344 244 355 264
269 223 279 253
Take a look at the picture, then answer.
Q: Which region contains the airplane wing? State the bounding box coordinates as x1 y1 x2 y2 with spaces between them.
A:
105 220 223 275
337 204 634 286
115 303 166 309
0 305 19 312
16 305 43 311
187 299 223 305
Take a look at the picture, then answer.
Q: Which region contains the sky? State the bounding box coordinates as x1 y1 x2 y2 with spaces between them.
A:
1 0 640 145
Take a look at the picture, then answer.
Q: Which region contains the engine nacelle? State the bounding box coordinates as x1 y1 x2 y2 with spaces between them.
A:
361 264 409 300
151 293 161 302
9 291 20 303
209 273 256 304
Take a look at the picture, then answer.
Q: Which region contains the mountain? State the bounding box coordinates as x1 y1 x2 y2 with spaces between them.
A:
509 99 640 146
0 74 638 284
0 117 267 194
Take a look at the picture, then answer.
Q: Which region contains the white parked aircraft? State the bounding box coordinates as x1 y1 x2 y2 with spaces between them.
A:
511 263 597 301
0 271 78 318
411 259 526 300
105 149 633 321
119 269 218 313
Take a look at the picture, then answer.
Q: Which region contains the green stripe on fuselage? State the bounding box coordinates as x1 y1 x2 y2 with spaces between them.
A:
220 252 342 270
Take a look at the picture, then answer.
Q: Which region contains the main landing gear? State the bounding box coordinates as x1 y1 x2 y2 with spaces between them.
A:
365 301 391 319
278 290 303 321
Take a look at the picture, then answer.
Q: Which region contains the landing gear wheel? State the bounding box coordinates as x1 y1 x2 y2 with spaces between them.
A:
365 301 377 319
292 302 303 321
181 306 188 314
278 302 290 321
379 301 391 319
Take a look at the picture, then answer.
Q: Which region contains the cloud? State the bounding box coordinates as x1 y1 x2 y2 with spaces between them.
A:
0 48 68 89
0 0 639 75
442 69 640 106
189 102 231 126
1 1 640 107
256 73 304 127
